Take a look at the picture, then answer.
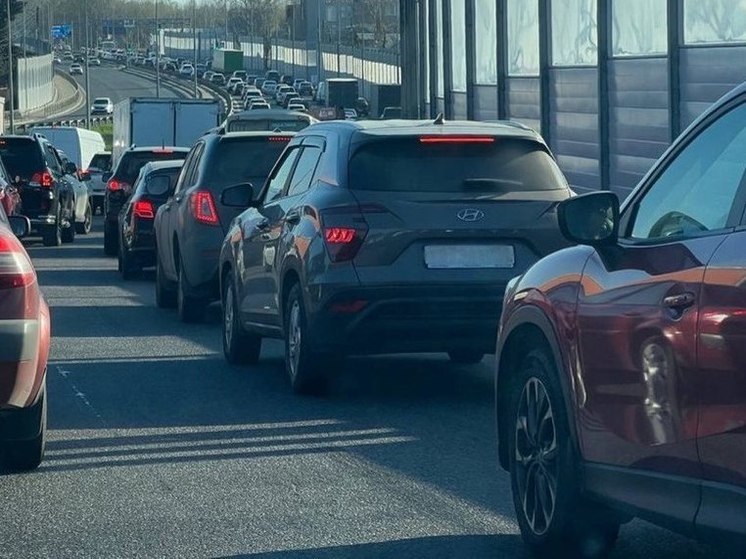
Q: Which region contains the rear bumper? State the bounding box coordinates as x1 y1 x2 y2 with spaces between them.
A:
0 318 46 409
306 285 504 355
29 215 57 227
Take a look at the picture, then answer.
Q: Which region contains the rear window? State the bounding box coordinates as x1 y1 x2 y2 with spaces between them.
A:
348 138 568 193
227 118 312 133
211 138 290 188
89 153 111 171
0 139 45 178
135 168 182 196
116 151 188 184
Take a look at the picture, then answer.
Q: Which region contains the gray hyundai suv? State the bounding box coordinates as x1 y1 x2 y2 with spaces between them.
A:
218 119 573 393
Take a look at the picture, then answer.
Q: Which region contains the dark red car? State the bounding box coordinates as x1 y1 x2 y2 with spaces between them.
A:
0 155 20 217
0 211 50 472
495 83 746 556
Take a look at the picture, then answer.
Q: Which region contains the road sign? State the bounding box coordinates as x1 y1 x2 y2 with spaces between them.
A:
51 24 72 39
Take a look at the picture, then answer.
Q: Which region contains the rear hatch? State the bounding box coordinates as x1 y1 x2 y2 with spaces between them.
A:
108 149 188 213
0 138 49 217
210 135 294 232
341 135 571 289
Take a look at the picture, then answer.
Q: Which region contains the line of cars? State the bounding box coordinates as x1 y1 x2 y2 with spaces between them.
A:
79 79 746 555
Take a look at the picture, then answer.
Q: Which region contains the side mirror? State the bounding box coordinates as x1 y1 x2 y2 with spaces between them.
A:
65 161 77 175
8 215 30 238
558 191 619 246
79 170 91 181
221 183 256 208
102 172 112 183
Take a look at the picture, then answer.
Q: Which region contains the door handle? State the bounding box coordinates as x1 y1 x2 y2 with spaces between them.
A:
662 292 695 310
285 209 301 225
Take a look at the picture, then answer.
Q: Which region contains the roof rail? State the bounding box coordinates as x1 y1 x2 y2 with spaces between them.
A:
433 113 445 125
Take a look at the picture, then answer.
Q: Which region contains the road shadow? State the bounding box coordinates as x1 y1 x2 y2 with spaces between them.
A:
218 534 525 559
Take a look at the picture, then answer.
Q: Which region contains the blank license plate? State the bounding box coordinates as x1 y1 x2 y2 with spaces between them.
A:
424 245 515 269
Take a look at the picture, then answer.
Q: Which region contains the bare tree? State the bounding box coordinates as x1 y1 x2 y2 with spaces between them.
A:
233 0 284 69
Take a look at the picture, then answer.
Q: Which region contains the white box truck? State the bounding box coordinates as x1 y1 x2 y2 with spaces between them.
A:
112 98 221 165
30 126 106 171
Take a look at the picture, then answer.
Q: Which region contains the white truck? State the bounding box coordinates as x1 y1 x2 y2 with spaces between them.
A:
30 126 106 171
112 98 221 165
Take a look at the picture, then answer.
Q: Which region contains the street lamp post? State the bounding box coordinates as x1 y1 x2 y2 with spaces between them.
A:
7 0 15 134
193 0 197 97
155 0 160 97
85 1 91 129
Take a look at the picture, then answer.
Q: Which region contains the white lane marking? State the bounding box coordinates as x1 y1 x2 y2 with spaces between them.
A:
56 365 107 426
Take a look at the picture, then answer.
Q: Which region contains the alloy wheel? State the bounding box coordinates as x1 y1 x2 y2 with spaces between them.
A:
514 377 558 536
287 300 302 381
224 285 234 348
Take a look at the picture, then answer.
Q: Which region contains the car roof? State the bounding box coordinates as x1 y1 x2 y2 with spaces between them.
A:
124 146 191 154
217 131 297 141
299 119 542 143
141 160 184 172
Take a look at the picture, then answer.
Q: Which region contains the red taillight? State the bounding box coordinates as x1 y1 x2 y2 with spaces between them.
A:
133 200 155 219
191 191 219 226
0 234 35 290
324 227 356 244
268 136 293 142
419 136 495 144
31 171 53 188
107 179 124 191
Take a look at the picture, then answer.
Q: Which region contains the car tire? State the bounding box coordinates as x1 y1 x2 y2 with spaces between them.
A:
156 254 177 309
508 349 620 559
103 222 118 256
177 265 206 323
1 381 47 472
42 221 62 247
120 245 139 280
284 284 329 395
61 212 75 243
75 201 92 234
222 280 261 365
448 350 485 364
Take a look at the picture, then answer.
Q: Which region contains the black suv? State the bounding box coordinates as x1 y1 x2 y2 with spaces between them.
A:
103 147 189 255
218 120 573 393
154 131 293 322
0 135 90 246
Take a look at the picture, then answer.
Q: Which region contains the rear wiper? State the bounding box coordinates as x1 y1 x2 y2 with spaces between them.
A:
462 178 522 190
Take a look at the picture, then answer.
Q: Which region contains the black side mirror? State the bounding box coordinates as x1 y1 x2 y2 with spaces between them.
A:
558 191 619 246
102 172 112 183
221 183 256 208
65 161 77 175
8 215 30 238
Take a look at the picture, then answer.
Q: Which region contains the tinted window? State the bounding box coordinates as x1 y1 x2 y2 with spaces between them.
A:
210 138 290 189
0 138 45 178
286 147 322 197
137 169 181 197
227 118 312 133
348 138 567 193
116 151 188 184
89 153 112 171
630 102 746 240
265 148 301 203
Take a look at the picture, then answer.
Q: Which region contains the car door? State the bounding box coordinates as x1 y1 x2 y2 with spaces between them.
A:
159 145 201 280
43 144 71 221
238 146 301 327
691 100 746 538
576 98 746 526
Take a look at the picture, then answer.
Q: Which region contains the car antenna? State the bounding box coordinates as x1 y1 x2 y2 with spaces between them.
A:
433 113 445 125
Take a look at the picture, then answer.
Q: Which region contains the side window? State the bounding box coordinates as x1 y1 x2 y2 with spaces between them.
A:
174 144 202 194
630 102 746 241
286 147 322 197
264 148 300 203
44 145 61 173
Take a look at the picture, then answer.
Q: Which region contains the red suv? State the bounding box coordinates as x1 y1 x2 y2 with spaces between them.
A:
496 83 746 556
0 211 50 471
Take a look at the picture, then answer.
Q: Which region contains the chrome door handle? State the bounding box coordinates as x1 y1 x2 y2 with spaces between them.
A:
662 292 695 310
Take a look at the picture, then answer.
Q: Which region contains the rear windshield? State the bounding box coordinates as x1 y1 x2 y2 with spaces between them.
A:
227 118 312 133
0 138 44 178
348 138 567 193
135 167 182 196
89 153 111 171
211 138 289 188
116 151 187 184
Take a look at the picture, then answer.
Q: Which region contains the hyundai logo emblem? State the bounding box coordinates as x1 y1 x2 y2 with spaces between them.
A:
457 208 485 222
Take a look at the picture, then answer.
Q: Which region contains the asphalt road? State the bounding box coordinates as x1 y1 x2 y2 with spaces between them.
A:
68 65 178 117
0 219 731 559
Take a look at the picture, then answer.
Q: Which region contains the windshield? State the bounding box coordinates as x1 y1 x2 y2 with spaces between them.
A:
349 138 567 193
89 153 111 171
115 151 188 184
0 138 45 178
211 138 289 188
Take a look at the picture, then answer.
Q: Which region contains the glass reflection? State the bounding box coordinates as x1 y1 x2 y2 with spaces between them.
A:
612 0 667 56
475 0 498 84
551 0 598 66
508 0 540 75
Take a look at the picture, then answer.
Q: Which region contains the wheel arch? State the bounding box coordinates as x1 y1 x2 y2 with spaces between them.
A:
279 266 302 332
496 305 580 472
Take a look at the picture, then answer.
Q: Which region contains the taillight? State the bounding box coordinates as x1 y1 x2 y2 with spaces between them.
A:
321 207 368 263
268 136 293 142
133 200 155 219
191 191 219 226
0 234 35 290
31 171 53 188
107 179 129 192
